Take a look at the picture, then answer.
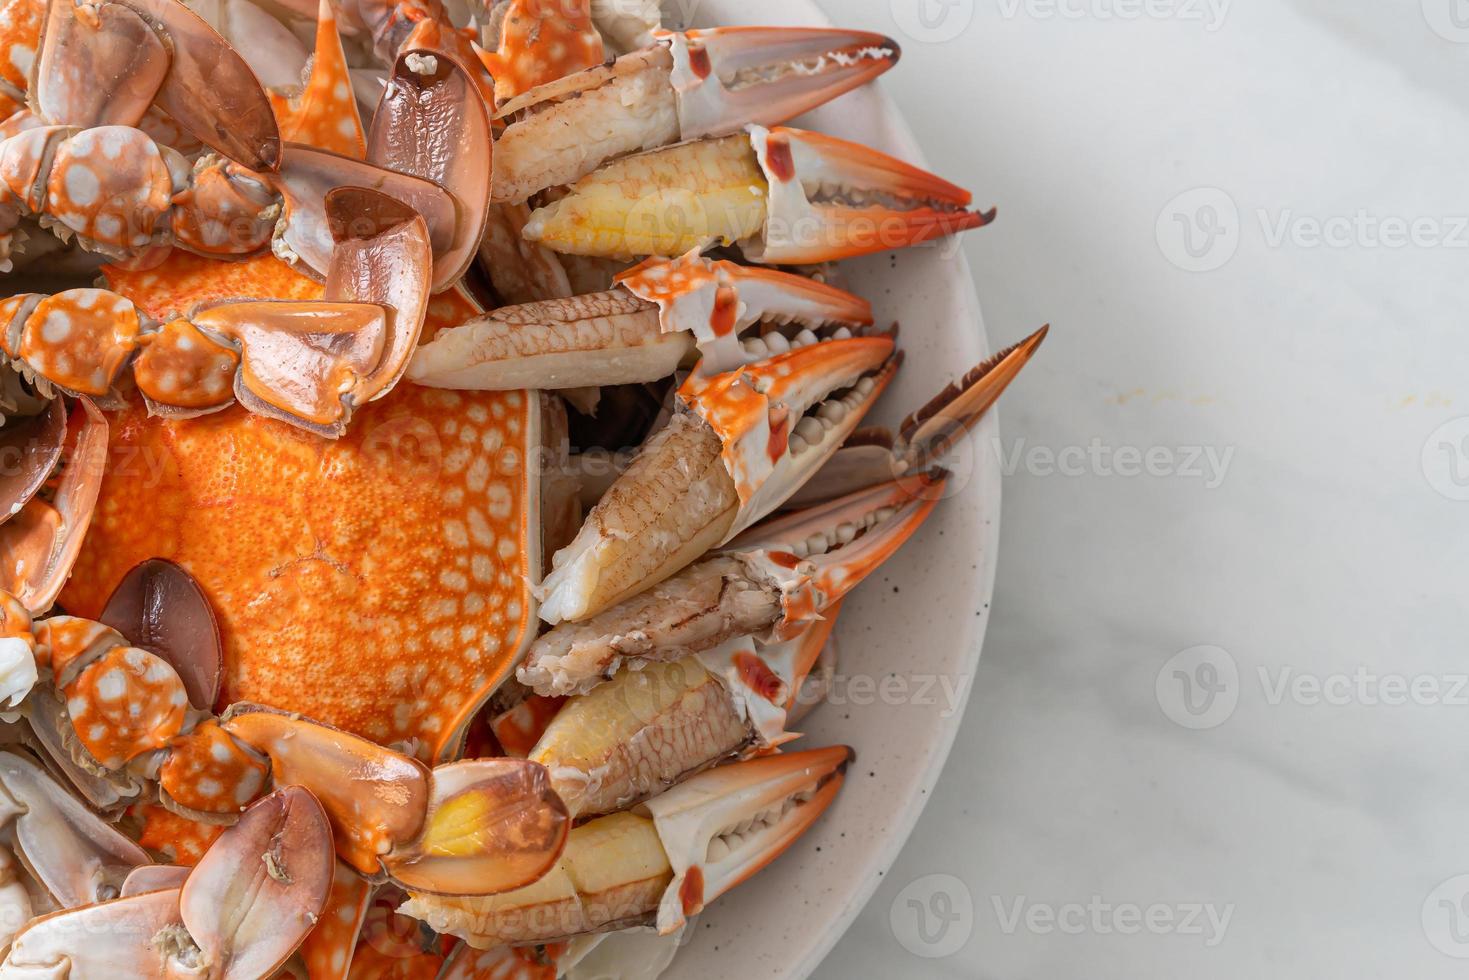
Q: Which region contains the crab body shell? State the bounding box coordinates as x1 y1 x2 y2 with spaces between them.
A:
60 254 540 763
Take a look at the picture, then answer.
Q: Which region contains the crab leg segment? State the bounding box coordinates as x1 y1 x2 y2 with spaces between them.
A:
537 334 896 625
0 787 333 979
408 251 872 390
491 26 899 205
0 750 149 908
521 475 940 698
523 125 994 263
0 191 428 436
402 747 850 946
0 398 106 615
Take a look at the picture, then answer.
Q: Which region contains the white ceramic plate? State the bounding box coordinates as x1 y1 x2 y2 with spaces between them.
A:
657 2 1001 977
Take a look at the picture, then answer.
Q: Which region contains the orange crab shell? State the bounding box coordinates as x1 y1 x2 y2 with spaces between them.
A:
61 253 537 763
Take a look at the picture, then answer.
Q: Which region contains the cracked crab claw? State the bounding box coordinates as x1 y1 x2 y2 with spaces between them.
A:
492 26 899 205
537 333 898 625
402 746 850 946
524 616 838 819
218 707 569 897
406 250 873 391
521 473 942 698
790 325 1050 507
522 124 992 263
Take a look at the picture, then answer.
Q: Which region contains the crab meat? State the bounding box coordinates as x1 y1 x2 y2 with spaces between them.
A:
525 619 834 819
523 473 944 698
523 125 992 263
408 251 874 390
539 332 897 624
492 26 900 204
402 746 850 946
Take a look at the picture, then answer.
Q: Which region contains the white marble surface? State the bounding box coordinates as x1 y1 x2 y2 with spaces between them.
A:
808 1 1469 977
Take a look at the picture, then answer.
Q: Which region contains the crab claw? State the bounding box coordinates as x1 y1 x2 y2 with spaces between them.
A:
662 27 900 141
407 251 872 390
0 397 65 525
403 746 849 946
218 707 569 896
746 126 995 264
0 886 183 978
726 471 946 641
523 125 991 263
98 558 223 711
537 333 897 625
790 325 1050 507
645 744 850 933
492 26 899 205
0 398 107 615
521 474 939 698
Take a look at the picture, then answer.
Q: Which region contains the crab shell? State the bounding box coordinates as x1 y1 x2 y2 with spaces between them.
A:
59 252 541 763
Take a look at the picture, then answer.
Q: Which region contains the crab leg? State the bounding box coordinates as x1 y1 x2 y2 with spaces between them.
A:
408 251 874 390
522 124 993 263
492 26 900 205
538 332 898 624
403 746 850 946
0 786 333 979
268 0 367 158
0 188 429 437
478 0 604 102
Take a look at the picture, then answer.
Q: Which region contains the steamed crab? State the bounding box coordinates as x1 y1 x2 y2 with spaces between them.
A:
0 0 1045 976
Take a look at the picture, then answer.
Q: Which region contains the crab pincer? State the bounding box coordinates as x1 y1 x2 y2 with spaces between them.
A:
403 745 852 946
493 25 902 205
537 331 901 625
522 124 992 264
